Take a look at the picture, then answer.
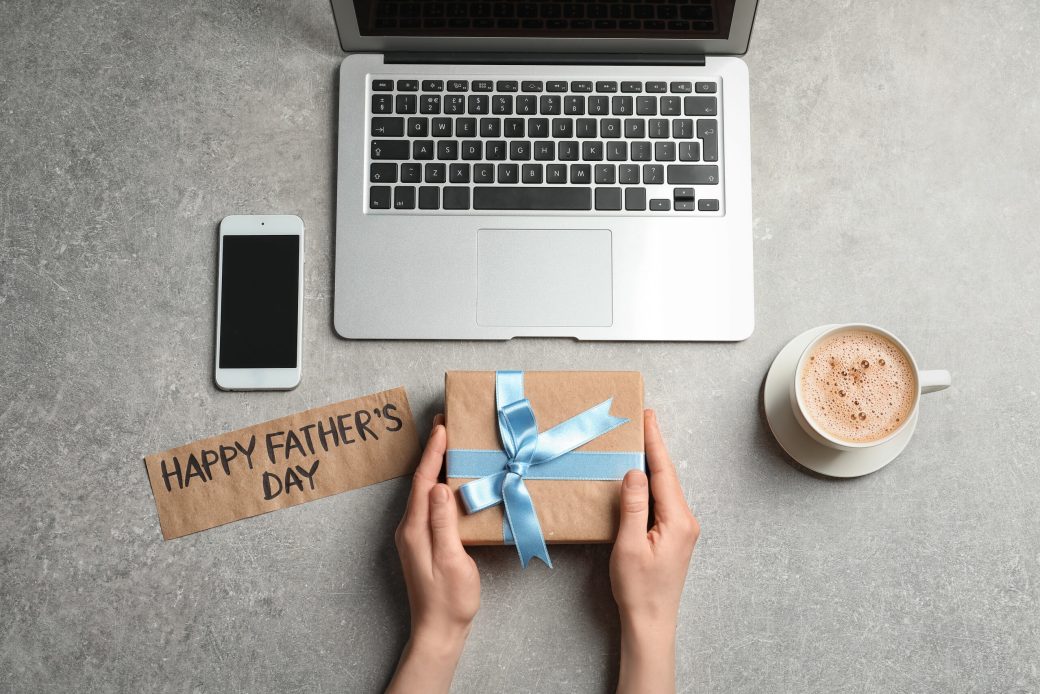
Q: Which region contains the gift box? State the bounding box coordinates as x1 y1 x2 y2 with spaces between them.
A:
445 370 645 567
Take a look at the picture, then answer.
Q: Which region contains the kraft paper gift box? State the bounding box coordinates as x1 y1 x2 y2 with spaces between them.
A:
445 370 645 565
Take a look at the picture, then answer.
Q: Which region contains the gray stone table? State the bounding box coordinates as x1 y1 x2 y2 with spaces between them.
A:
2 1 1038 692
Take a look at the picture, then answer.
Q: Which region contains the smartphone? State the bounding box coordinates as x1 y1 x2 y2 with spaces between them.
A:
215 215 304 391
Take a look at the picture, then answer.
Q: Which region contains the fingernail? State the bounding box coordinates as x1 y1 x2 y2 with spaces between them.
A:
432 485 450 503
625 471 647 489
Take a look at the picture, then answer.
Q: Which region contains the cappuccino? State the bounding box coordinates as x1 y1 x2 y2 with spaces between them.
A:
799 329 916 443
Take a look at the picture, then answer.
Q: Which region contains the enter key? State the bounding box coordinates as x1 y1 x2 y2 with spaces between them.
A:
697 118 719 162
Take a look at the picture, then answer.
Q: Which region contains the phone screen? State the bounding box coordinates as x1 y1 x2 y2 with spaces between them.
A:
219 234 300 369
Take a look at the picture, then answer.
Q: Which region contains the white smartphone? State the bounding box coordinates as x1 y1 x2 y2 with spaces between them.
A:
215 215 305 391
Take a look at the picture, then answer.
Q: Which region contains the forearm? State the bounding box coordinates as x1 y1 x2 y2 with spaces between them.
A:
617 617 677 694
386 627 469 694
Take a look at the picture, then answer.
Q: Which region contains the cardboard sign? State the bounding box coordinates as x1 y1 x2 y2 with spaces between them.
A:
144 387 420 539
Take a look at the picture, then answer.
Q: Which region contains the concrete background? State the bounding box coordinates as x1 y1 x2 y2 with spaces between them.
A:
2 1 1038 692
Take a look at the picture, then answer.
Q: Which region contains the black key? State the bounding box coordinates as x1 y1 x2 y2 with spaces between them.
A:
521 80 544 92
558 141 579 161
611 96 634 115
533 140 555 160
575 118 597 138
625 187 647 211
636 96 657 116
596 81 618 93
371 117 404 137
570 164 592 183
496 80 519 92
669 81 692 93
552 118 573 137
655 141 676 161
497 163 519 183
400 163 421 182
547 80 568 92
456 118 476 137
468 95 489 114
675 199 695 211
472 79 494 92
370 163 397 183
393 186 415 209
505 118 525 137
406 117 429 137
421 79 444 92
509 141 531 160
648 119 670 138
606 141 627 161
660 96 681 115
420 94 441 114
449 163 471 183
697 119 719 162
539 95 561 115
646 81 667 93
642 164 664 184
522 163 543 183
588 96 609 115
528 118 548 137
618 163 640 183
396 80 419 91
546 163 567 183
371 140 410 159
582 141 604 160
515 95 537 115
673 187 695 199
395 94 417 114
444 95 466 114
672 119 694 139
443 187 471 210
621 81 642 93
571 81 593 92
372 79 394 91
431 117 452 137
412 140 434 159
492 95 513 114
461 140 482 160
418 186 440 209
564 96 585 115
424 163 446 183
437 141 458 160
698 199 720 211
480 117 501 137
650 198 671 211
600 119 621 138
624 118 645 138
447 79 469 92
473 163 495 183
695 82 717 94
372 94 393 114
684 96 718 116
631 141 652 161
369 185 391 209
486 140 507 160
680 142 701 161
667 164 719 184
595 164 616 184
595 187 622 210
474 186 592 210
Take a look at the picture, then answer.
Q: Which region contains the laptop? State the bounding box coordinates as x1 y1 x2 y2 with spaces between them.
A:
331 0 756 340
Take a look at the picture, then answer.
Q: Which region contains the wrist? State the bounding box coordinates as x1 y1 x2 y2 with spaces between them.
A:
409 619 472 658
617 615 677 694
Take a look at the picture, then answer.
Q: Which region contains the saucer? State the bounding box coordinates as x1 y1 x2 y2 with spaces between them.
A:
763 325 918 478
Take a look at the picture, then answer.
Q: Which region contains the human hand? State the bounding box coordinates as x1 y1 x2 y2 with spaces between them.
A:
610 409 700 694
387 415 480 694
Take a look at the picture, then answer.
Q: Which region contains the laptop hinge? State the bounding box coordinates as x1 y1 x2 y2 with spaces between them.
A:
385 52 706 67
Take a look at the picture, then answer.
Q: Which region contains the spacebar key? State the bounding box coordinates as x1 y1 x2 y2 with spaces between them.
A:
473 186 592 210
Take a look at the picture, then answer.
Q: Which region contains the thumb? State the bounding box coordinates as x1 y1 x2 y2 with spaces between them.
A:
615 470 650 546
429 484 465 562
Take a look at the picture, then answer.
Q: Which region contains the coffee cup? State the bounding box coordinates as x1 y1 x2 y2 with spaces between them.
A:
789 324 950 451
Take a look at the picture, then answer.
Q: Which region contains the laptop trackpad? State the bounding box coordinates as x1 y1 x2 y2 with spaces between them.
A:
477 228 613 327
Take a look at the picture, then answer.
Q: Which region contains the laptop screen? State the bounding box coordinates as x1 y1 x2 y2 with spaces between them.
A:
350 1 736 41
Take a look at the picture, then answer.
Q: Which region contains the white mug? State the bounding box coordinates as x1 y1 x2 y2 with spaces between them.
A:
789 324 951 451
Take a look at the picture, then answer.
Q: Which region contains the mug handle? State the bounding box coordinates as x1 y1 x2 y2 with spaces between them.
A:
920 369 951 394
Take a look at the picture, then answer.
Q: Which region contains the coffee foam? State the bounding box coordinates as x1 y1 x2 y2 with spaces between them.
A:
799 329 916 444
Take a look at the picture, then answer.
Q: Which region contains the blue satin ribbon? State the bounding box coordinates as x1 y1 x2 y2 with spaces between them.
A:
447 371 642 568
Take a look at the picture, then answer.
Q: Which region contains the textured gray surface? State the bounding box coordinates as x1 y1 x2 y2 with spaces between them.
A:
1 1 1038 692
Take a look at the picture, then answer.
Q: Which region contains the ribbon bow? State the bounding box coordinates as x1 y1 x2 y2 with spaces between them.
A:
457 371 628 568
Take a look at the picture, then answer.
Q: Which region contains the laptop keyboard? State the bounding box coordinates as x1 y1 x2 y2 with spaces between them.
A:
366 77 723 215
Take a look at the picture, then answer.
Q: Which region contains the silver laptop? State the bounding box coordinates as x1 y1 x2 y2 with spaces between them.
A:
331 0 756 340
